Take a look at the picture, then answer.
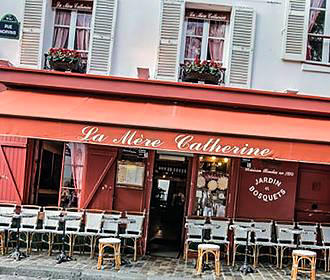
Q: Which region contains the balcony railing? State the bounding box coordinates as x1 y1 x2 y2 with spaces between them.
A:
179 64 226 85
43 53 87 74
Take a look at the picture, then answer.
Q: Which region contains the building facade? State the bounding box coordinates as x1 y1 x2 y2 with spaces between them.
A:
0 0 329 256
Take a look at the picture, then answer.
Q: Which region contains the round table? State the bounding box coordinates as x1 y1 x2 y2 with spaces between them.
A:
48 214 81 264
230 224 265 275
0 212 36 261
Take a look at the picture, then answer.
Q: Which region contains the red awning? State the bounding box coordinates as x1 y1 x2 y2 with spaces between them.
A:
0 89 330 164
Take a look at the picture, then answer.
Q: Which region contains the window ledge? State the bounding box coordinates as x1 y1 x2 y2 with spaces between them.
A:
302 62 330 74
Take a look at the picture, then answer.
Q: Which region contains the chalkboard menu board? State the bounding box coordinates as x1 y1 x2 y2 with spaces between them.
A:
116 160 145 189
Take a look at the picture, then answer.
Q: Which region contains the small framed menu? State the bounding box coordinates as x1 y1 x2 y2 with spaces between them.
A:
116 160 145 189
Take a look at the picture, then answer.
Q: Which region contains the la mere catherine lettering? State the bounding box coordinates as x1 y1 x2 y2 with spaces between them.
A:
79 126 272 157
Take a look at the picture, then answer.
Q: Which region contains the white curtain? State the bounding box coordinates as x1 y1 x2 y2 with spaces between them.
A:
75 13 92 51
71 143 86 198
208 21 226 62
52 10 71 48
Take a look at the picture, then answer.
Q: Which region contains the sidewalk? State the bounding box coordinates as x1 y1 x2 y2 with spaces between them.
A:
0 253 329 280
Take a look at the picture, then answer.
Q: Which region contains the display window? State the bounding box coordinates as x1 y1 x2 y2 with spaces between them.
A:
194 156 231 217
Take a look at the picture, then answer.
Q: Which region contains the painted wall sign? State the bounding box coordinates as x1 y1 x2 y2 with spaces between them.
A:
185 9 230 21
52 0 93 11
236 161 298 220
0 14 20 39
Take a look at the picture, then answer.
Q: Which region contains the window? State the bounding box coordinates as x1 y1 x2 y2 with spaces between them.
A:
60 143 86 208
306 0 330 63
52 9 92 59
182 9 230 65
194 156 231 217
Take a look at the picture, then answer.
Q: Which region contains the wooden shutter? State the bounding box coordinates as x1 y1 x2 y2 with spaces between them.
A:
155 0 184 81
19 0 45 68
87 0 118 75
282 0 308 61
228 7 256 88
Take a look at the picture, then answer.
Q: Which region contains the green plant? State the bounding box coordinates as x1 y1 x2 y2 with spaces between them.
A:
48 48 81 63
184 56 223 77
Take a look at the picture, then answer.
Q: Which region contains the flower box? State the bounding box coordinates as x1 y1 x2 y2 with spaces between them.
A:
47 48 81 72
182 71 219 85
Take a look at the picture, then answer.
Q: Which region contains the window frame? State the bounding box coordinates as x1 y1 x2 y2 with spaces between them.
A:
52 8 92 56
180 12 231 67
305 0 330 65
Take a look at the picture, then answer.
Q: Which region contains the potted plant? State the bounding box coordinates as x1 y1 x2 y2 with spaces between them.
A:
47 48 82 72
182 56 224 85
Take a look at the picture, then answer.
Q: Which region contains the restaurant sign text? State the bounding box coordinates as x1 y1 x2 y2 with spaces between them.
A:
78 126 273 158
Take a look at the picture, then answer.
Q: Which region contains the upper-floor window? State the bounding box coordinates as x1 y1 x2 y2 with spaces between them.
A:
52 9 92 59
306 0 329 63
182 9 230 65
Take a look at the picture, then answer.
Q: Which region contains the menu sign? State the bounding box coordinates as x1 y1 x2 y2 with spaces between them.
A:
0 14 20 39
52 0 93 11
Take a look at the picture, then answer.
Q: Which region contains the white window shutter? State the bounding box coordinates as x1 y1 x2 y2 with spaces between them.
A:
282 0 308 61
87 0 118 75
155 0 184 81
227 7 256 88
19 0 45 68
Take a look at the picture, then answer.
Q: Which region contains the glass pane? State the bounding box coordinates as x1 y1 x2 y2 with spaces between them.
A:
184 36 202 59
74 29 91 51
194 156 230 217
55 10 71 25
186 19 204 36
310 0 326 8
306 35 323 61
308 10 325 34
207 39 224 62
52 27 69 48
76 13 92 27
209 21 226 38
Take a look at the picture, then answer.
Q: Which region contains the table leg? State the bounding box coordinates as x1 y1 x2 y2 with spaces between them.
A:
239 230 254 275
56 220 72 264
8 217 27 261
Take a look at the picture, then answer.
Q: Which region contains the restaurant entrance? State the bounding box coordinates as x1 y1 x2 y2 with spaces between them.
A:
147 153 189 257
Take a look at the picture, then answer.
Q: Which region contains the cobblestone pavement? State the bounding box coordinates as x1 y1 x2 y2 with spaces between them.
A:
0 252 329 280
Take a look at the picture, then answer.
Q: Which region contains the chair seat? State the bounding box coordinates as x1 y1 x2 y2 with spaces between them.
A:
36 229 61 234
209 239 229 244
300 244 324 250
119 233 141 239
254 241 277 246
99 237 121 244
234 240 251 246
277 243 296 248
186 238 203 243
76 231 99 237
198 243 220 250
293 249 317 257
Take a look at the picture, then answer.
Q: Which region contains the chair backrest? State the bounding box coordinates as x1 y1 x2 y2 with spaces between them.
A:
0 203 16 229
20 205 41 230
102 210 121 236
232 219 253 241
210 218 229 241
43 206 62 230
65 208 84 232
185 217 204 238
320 223 330 246
125 211 145 236
254 220 273 242
275 221 295 244
298 222 318 245
84 210 104 233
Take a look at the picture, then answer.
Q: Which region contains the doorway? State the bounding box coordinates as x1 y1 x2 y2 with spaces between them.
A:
32 141 64 206
147 153 189 258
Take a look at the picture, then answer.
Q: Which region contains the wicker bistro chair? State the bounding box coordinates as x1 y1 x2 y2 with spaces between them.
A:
0 203 16 255
37 207 63 255
252 220 277 267
119 210 145 261
100 210 122 238
320 223 330 271
9 205 41 254
76 209 104 258
64 208 84 257
274 221 296 269
231 219 253 267
183 217 205 263
209 217 230 265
